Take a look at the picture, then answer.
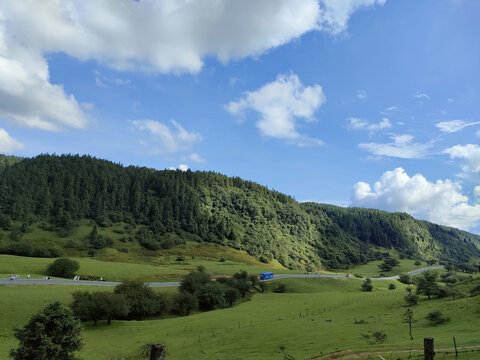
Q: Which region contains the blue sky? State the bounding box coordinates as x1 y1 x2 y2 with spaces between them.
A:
1 0 480 231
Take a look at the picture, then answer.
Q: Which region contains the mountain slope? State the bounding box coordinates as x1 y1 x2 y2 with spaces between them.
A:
0 154 478 270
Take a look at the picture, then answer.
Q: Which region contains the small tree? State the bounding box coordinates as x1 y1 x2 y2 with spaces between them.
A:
404 287 418 306
114 280 163 320
197 282 226 310
10 302 82 360
402 308 415 340
259 282 268 293
398 273 412 285
71 291 129 326
414 260 422 267
361 278 373 292
416 271 440 300
46 258 80 278
174 291 197 316
224 287 241 307
179 269 211 295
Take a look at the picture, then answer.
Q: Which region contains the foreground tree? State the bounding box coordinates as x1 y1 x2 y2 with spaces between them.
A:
46 258 79 278
10 302 82 360
416 271 440 300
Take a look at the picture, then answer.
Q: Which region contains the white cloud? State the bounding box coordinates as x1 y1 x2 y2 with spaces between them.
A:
182 152 206 164
444 144 480 173
167 164 189 171
447 98 454 103
356 90 368 100
352 167 480 230
436 120 480 133
0 128 24 153
94 70 131 88
0 0 386 132
414 92 431 101
359 134 431 159
226 73 325 146
347 117 391 132
132 119 202 154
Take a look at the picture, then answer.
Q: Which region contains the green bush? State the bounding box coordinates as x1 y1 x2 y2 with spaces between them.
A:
388 283 396 290
426 311 449 325
46 258 80 278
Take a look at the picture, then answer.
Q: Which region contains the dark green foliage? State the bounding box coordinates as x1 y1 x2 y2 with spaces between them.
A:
114 280 165 320
388 283 396 290
361 278 373 292
224 287 241 306
0 154 479 269
179 269 211 294
415 271 440 300
404 287 418 306
197 282 226 310
273 283 286 293
470 285 480 297
173 291 197 316
71 291 129 325
0 243 61 258
9 302 82 360
378 256 399 272
426 311 449 325
46 258 79 278
402 308 415 340
398 273 412 285
414 260 422 267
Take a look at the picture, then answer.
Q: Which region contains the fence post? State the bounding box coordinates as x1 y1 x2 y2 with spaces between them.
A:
424 337 434 360
453 337 458 357
150 343 166 360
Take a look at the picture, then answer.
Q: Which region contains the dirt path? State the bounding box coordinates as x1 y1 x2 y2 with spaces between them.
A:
311 344 480 359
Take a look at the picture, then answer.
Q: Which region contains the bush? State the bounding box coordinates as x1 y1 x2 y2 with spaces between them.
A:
273 283 286 293
361 278 373 292
0 243 62 258
388 283 396 290
398 273 412 284
426 311 449 325
46 258 80 278
176 255 185 262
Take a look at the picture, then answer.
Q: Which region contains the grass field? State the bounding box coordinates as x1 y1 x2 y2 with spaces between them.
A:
0 242 292 281
1 276 479 360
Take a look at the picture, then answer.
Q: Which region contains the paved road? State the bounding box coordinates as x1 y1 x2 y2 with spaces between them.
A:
0 266 443 287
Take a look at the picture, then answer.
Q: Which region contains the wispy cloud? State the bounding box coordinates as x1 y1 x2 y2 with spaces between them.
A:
0 129 24 153
414 91 431 100
359 134 432 159
347 117 391 132
436 120 480 133
356 90 368 100
132 119 202 155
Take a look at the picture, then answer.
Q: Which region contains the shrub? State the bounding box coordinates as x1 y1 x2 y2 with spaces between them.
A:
176 255 185 262
273 283 286 293
388 283 396 290
398 273 412 284
46 258 80 278
426 311 449 325
361 278 373 292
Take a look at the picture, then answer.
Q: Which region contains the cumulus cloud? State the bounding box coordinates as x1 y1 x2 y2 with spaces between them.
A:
359 134 431 159
352 167 480 230
0 128 24 153
132 119 202 155
226 73 325 146
436 120 480 133
168 164 189 171
444 144 480 173
347 117 391 131
0 0 386 133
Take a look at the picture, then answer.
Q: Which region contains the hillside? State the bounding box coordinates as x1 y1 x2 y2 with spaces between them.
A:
0 154 479 270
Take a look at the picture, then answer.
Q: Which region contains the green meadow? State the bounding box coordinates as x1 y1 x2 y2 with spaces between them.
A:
1 276 479 360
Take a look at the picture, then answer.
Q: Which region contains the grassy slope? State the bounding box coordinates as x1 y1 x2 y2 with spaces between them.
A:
1 278 479 360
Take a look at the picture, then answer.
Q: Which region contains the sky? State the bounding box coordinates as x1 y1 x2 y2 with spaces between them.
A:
1 0 480 232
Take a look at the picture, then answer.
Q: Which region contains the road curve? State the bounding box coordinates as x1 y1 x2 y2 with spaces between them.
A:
0 266 443 287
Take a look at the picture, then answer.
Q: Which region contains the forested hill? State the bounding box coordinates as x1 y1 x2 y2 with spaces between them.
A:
0 154 479 270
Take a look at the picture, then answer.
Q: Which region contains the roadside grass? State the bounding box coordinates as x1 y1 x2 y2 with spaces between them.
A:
0 251 291 282
343 258 424 278
1 277 479 360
